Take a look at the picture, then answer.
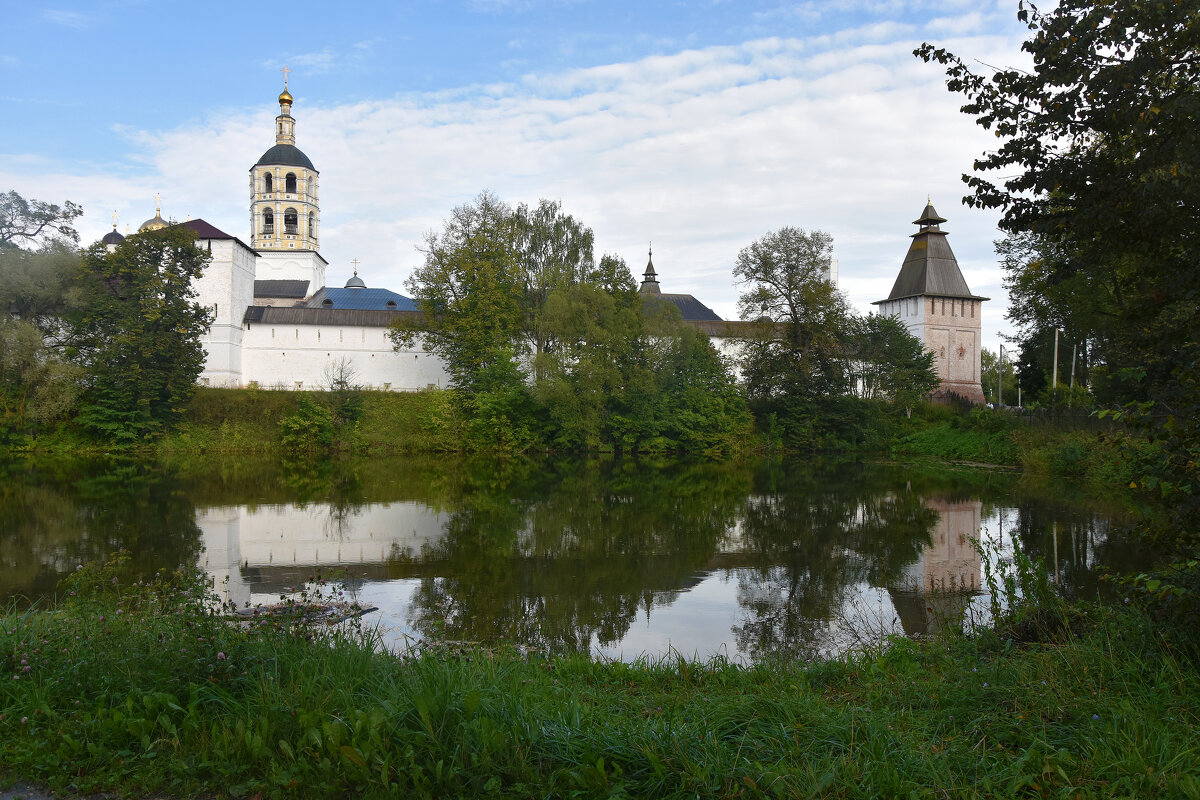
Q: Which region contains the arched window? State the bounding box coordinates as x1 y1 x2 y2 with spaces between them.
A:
308 211 315 237
284 208 299 234
263 173 273 193
262 208 274 234
285 173 297 194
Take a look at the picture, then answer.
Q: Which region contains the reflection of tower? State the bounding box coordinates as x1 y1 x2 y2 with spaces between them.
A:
888 497 982 636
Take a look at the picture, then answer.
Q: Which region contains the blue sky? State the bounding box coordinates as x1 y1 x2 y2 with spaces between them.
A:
2 0 1032 352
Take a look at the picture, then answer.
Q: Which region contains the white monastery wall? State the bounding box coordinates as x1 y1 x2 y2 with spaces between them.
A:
196 239 256 386
240 323 449 390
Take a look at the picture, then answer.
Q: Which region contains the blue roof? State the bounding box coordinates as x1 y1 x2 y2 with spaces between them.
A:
305 287 417 311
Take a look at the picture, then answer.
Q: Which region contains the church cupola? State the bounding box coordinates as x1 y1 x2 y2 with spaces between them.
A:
251 66 320 253
276 83 296 145
138 194 169 232
638 244 661 295
101 210 125 251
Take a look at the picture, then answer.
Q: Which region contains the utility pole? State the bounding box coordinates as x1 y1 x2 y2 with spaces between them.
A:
1052 329 1060 390
998 344 1004 407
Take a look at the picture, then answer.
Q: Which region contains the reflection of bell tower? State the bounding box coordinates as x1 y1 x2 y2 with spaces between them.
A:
250 67 326 292
889 497 983 637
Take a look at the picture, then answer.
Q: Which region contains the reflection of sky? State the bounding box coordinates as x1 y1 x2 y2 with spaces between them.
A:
592 571 741 663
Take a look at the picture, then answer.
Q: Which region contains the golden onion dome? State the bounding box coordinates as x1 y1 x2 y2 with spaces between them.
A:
279 88 293 105
139 208 168 232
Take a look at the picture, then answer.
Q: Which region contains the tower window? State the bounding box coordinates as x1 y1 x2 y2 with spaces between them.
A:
285 173 297 194
264 173 273 193
284 208 298 234
308 211 315 237
262 208 274 234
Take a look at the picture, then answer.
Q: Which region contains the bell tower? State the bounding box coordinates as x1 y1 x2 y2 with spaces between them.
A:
250 68 326 291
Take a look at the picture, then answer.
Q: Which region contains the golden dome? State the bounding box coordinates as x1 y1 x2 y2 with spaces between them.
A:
139 200 168 233
279 88 293 105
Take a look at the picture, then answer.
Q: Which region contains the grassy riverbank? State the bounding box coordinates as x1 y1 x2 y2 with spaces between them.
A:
2 559 1198 799
15 386 1157 489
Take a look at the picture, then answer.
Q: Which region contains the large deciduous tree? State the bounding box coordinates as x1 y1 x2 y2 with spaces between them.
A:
917 0 1200 528
396 192 748 453
392 191 527 396
735 227 852 402
0 191 84 444
849 314 938 416
65 226 213 442
0 190 82 252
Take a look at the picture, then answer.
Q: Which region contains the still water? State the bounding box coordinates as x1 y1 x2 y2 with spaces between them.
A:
0 456 1145 662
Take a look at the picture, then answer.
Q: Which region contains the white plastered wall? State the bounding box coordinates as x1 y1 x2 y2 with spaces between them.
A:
195 238 257 386
240 323 449 391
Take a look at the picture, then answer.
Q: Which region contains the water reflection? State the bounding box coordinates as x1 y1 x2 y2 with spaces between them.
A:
885 497 982 638
0 456 1147 662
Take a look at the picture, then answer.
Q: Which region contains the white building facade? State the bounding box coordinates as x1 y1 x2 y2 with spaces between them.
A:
873 203 987 404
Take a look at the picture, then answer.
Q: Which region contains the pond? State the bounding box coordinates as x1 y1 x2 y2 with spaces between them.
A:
0 455 1148 662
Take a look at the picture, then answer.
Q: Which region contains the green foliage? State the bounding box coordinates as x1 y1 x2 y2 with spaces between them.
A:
3 556 1200 798
918 0 1200 535
278 396 336 453
391 191 528 396
0 190 81 251
64 227 213 443
0 318 82 447
735 226 852 403
394 192 750 454
849 313 938 414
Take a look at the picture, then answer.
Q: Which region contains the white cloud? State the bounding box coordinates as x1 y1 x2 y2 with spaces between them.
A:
1 15 1029 353
42 9 89 28
269 49 339 76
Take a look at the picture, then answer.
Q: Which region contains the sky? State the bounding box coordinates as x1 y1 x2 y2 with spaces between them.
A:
1 0 1034 354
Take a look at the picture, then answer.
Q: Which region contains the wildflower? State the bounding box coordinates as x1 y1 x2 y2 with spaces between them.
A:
217 652 227 660
22 666 29 673
1092 714 1099 721
983 682 988 687
20 717 27 725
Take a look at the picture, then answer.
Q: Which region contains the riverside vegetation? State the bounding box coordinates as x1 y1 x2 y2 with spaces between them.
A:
1 547 1198 799
5 0 1200 794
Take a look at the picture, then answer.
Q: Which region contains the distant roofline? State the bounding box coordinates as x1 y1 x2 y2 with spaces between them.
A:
177 219 258 256
872 291 990 304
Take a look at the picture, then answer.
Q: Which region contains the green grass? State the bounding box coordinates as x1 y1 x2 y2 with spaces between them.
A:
3 557 1199 798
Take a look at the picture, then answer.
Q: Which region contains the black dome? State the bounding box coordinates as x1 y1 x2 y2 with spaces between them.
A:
255 144 316 171
101 229 125 246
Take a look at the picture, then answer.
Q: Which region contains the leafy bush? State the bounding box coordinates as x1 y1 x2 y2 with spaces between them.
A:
278 396 335 453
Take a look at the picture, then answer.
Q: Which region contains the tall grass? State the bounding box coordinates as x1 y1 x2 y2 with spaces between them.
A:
2 556 1198 798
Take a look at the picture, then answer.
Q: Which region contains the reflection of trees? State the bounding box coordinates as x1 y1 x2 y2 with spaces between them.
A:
401 459 751 653
731 461 939 660
0 460 203 601
1002 498 1144 600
